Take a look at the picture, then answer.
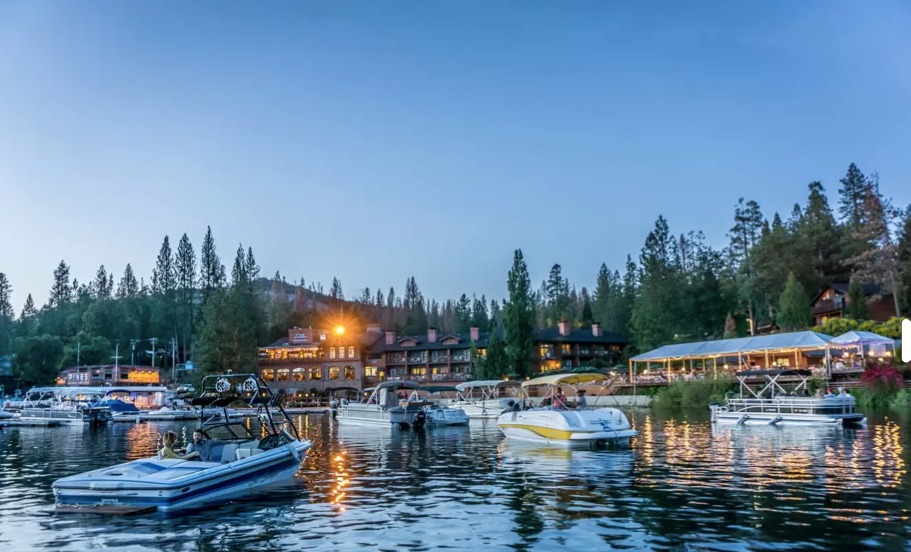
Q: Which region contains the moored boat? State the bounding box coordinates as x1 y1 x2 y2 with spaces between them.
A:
497 373 637 448
18 387 112 426
453 380 521 419
709 369 866 427
336 381 428 429
52 373 312 514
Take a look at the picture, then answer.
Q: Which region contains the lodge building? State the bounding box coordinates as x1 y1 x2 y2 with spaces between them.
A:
257 322 628 396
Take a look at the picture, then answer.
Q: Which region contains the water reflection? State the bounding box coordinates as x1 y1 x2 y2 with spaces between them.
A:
2 411 911 550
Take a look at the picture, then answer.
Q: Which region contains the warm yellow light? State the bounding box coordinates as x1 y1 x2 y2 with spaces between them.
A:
334 325 345 336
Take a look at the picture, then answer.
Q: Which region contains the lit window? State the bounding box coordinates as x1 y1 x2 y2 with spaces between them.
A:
262 369 275 381
365 366 378 377
292 368 305 382
329 347 336 359
308 367 322 380
561 344 571 354
348 346 355 358
328 366 340 380
344 366 355 379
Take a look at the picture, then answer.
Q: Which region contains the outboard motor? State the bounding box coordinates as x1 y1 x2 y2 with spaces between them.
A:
412 410 427 430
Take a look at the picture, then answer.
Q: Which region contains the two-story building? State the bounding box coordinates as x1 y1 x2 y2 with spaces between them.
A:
256 326 384 397
258 322 629 394
811 283 897 326
56 364 160 386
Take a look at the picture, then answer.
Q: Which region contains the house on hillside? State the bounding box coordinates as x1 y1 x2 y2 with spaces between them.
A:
810 283 897 326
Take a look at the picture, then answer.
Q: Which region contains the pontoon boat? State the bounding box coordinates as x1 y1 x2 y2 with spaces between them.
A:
709 369 866 427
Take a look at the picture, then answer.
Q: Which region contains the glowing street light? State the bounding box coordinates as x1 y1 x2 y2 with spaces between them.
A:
334 325 345 336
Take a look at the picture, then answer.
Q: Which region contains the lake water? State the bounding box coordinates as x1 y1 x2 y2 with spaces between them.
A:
0 410 909 551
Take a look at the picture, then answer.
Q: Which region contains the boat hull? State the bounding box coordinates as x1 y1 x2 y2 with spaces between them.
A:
712 410 866 427
497 408 637 447
53 441 310 514
336 403 424 429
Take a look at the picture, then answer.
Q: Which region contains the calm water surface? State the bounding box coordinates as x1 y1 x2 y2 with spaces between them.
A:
0 410 909 551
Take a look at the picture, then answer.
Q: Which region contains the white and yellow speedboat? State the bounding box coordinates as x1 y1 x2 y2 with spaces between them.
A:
497 373 637 448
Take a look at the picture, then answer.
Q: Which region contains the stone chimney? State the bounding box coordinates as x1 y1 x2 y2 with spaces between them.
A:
385 330 396 345
592 323 602 337
366 323 382 334
428 327 438 343
470 326 480 341
558 320 570 336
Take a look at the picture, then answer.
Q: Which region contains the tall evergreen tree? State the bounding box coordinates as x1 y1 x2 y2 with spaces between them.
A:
175 233 197 356
502 249 536 378
48 260 72 307
544 263 572 326
727 199 764 334
470 295 490 332
152 236 176 295
92 265 111 299
199 226 226 303
478 324 507 380
843 175 901 315
897 205 911 316
0 273 13 355
845 279 869 320
631 216 683 350
453 294 472 333
330 277 344 301
16 294 38 338
116 263 139 298
776 272 811 331
799 181 844 283
838 163 867 228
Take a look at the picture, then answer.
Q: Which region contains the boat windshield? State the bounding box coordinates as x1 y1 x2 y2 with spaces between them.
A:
202 422 254 441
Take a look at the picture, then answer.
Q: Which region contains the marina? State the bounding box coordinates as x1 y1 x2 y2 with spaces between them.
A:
1 409 910 549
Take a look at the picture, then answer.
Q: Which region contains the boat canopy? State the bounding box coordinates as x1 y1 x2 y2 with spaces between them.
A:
374 380 422 391
631 331 834 362
419 385 459 394
455 380 520 391
521 372 608 388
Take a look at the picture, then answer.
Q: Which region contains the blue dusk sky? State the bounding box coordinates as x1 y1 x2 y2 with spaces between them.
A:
1 1 909 312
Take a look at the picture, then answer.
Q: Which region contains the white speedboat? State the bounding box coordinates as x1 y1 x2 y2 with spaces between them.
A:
18 387 112 426
53 373 312 514
709 369 866 427
336 381 428 429
497 373 637 448
453 380 522 419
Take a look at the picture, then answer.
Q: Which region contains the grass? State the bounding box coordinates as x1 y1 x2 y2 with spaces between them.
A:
652 377 737 409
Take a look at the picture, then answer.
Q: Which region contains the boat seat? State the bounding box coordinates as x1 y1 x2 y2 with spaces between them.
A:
218 444 240 463
235 448 263 461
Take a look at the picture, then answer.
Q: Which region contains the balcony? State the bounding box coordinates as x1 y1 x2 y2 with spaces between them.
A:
451 355 471 363
430 355 450 363
813 298 845 315
388 357 407 365
407 357 428 364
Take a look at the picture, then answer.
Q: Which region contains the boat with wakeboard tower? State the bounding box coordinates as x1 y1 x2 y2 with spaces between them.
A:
453 380 521 419
497 372 637 447
709 369 866 427
52 373 312 514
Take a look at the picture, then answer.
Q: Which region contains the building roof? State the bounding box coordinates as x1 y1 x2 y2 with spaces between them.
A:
631 331 834 362
810 282 885 305
533 327 628 345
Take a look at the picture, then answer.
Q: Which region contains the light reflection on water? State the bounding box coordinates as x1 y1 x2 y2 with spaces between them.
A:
1 410 910 550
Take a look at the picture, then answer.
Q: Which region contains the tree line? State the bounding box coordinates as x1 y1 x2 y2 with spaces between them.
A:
1 163 909 386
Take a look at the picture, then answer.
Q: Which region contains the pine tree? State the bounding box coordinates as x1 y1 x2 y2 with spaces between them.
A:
544 264 571 326
776 272 811 331
471 295 490 332
502 249 536 378
454 294 472 333
48 260 72 307
152 236 176 295
845 279 869 320
579 292 594 327
838 163 867 227
723 312 737 339
0 273 13 355
479 324 507 379
231 244 247 287
800 181 844 283
116 263 139 298
199 226 226 303
330 277 344 301
897 205 911 316
92 265 111 299
632 216 684 349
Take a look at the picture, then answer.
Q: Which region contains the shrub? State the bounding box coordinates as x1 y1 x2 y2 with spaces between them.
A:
652 377 736 409
860 365 904 393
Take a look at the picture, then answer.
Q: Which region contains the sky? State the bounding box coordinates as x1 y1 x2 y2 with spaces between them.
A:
1 1 910 312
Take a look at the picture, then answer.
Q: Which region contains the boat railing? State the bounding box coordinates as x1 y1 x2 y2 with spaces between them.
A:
725 396 856 416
